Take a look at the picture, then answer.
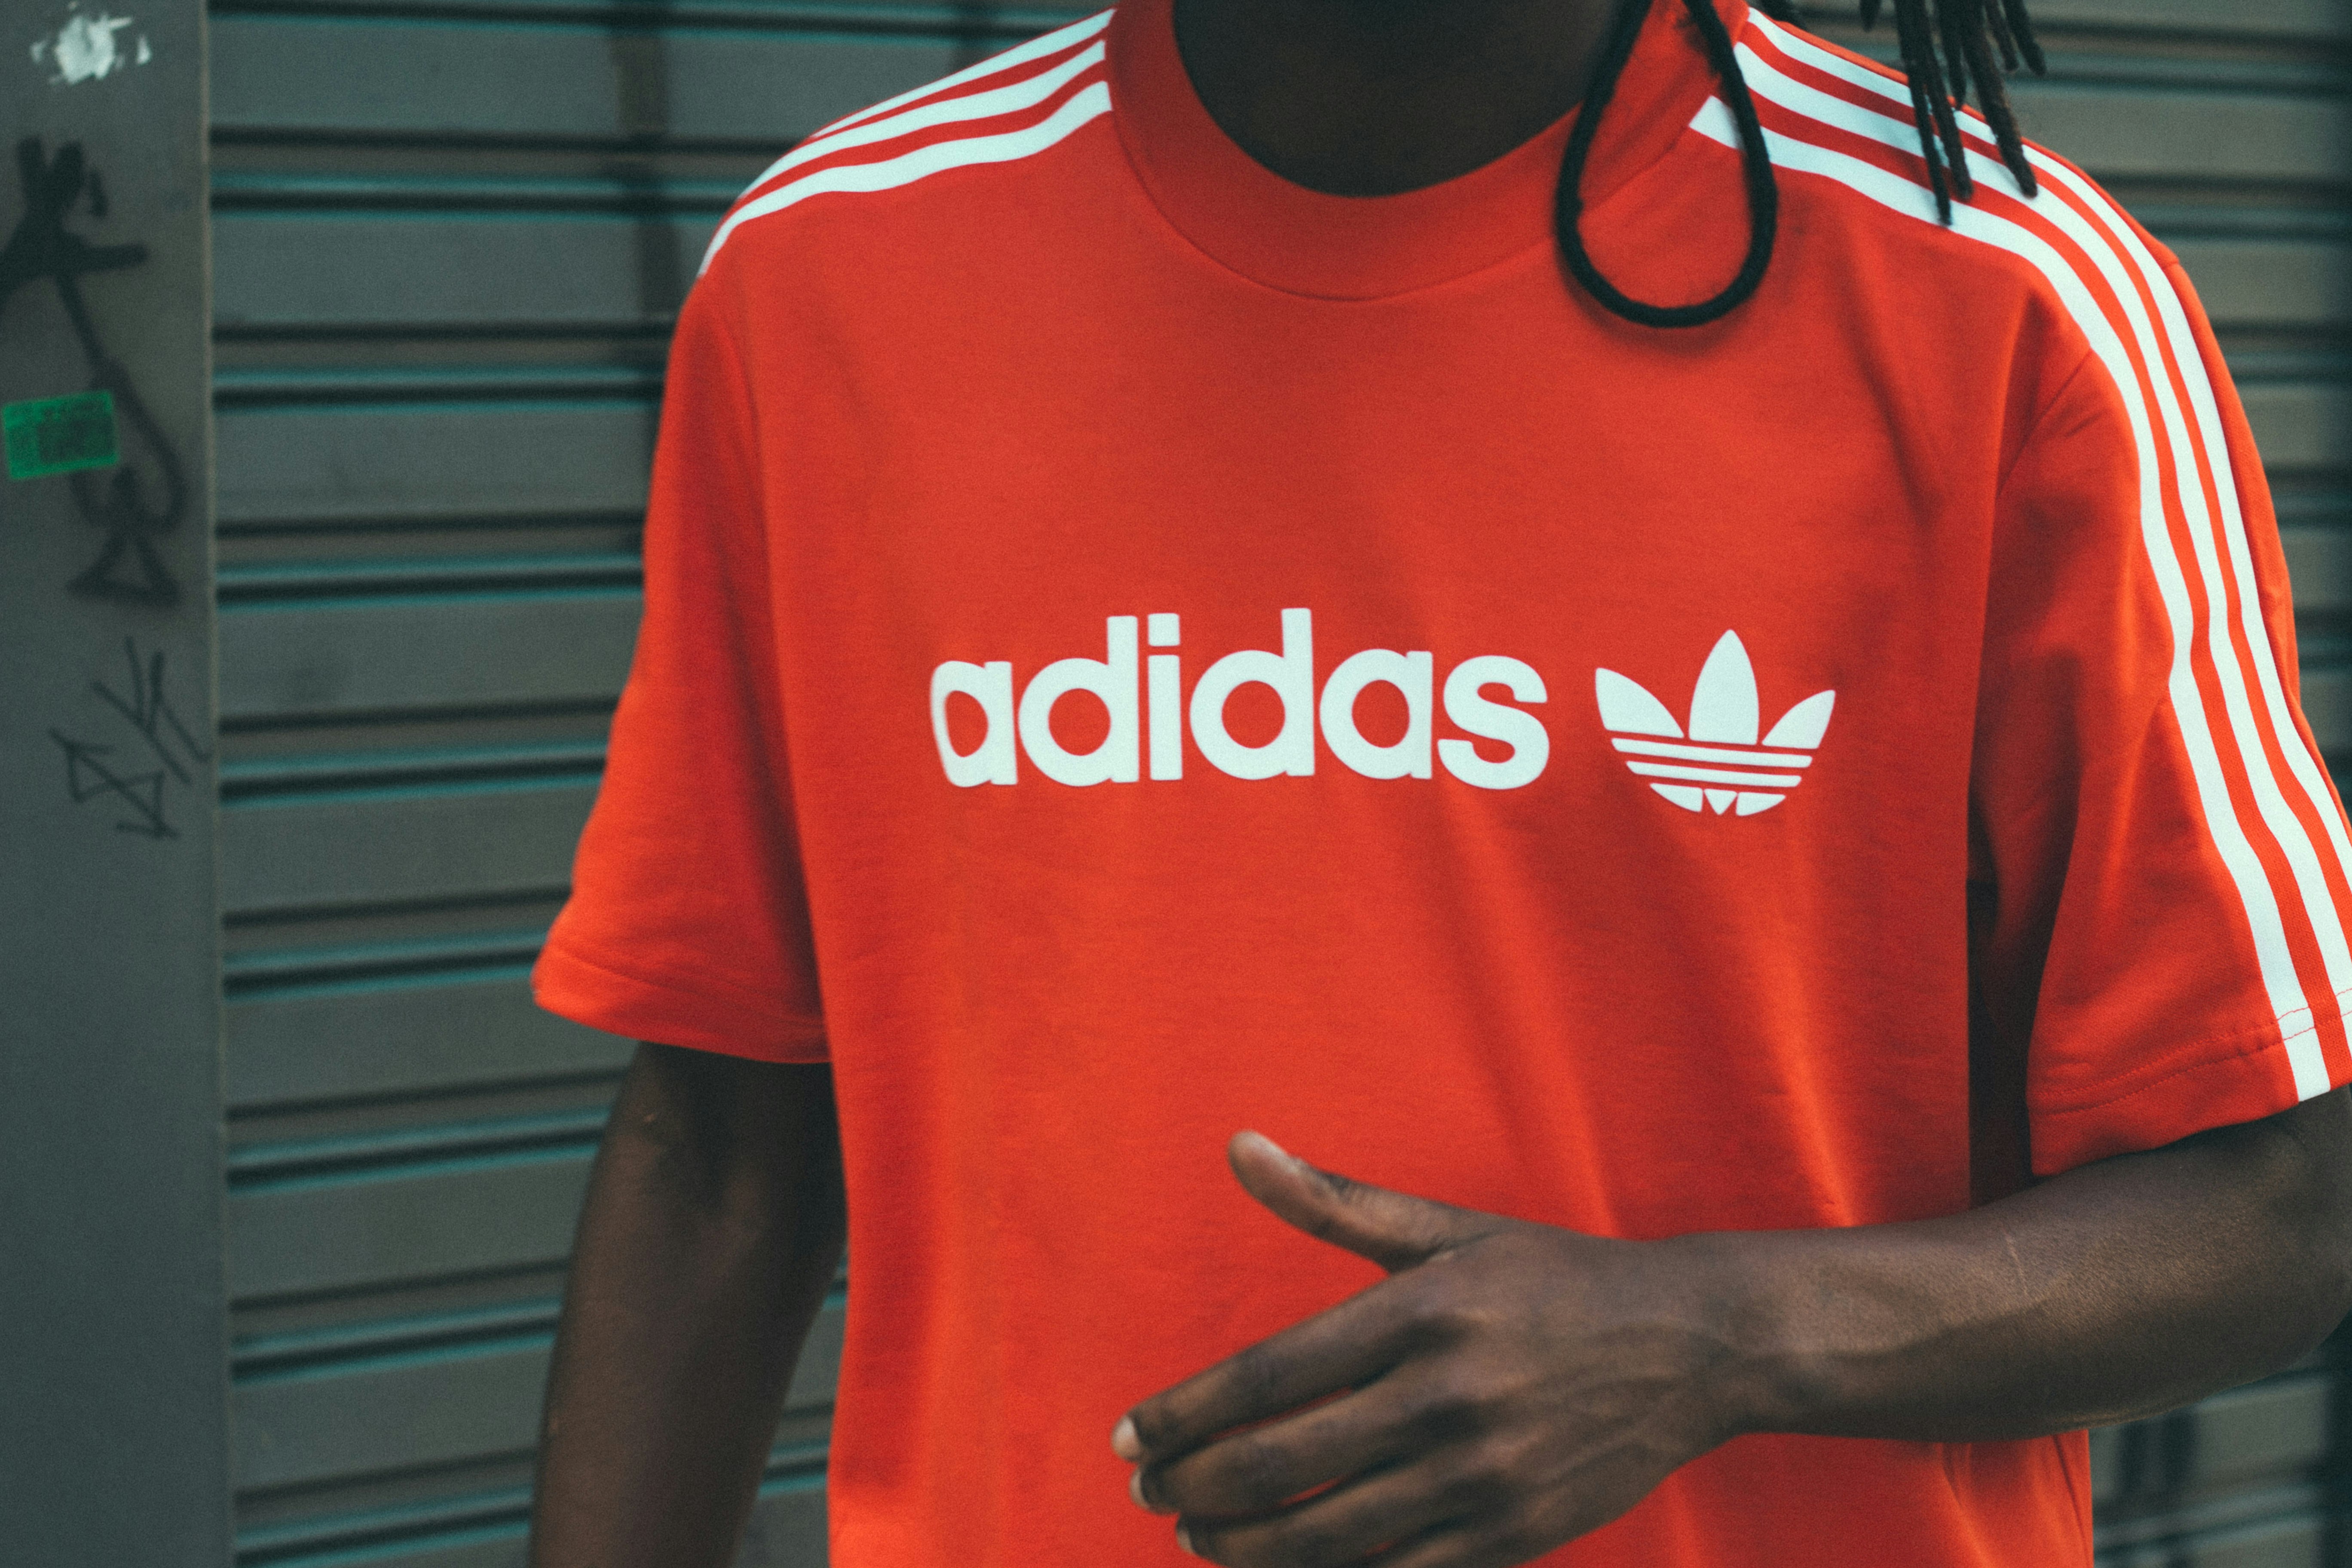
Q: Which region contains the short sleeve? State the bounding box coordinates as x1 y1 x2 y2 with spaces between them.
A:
532 277 828 1062
1972 260 2352 1176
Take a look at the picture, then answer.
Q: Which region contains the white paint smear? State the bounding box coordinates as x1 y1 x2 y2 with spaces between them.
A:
30 9 150 84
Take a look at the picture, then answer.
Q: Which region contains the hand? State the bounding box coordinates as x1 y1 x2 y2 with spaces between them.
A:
1112 1132 1749 1568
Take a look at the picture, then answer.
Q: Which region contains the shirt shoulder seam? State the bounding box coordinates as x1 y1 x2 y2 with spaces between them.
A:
1992 342 2104 497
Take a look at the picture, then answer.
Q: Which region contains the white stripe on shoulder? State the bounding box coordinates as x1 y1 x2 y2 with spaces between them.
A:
1748 20 2352 937
806 9 1110 143
738 40 1105 205
1694 54 2339 1094
1743 13 2352 1084
2019 156 2352 1002
700 80 1110 274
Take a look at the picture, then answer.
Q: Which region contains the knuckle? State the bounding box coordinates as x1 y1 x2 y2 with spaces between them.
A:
1406 1374 1488 1439
1427 1292 1498 1340
1397 1280 1490 1346
1439 1438 1521 1510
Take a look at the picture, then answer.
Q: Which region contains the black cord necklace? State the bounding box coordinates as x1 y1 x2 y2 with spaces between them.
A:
1554 0 1780 328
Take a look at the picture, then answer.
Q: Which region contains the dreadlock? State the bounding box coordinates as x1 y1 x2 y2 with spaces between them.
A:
1558 0 2046 328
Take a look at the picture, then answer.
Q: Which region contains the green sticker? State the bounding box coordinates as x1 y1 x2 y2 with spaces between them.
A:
3 391 120 481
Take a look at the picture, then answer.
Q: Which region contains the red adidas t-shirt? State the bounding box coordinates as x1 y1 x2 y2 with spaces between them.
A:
534 2 2352 1562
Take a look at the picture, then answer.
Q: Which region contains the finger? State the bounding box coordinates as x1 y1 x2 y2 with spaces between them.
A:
1118 1280 1417 1466
1228 1132 1498 1275
1355 1516 1533 1568
1176 1439 1524 1568
1175 1458 1467 1568
1140 1363 1441 1520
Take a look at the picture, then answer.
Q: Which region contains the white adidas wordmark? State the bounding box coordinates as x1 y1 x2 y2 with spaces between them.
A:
931 610 1551 790
1594 631 1835 817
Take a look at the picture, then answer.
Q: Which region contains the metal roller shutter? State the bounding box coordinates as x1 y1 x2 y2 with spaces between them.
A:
208 5 1085 1564
1 0 231 1561
202 3 2349 1567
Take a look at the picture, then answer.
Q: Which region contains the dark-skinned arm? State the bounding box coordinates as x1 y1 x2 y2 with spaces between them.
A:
1118 1091 2352 1568
529 1043 846 1568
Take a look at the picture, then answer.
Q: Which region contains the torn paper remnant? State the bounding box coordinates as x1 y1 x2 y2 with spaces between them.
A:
28 8 150 85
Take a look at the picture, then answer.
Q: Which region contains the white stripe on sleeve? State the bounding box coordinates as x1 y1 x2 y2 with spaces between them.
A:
1690 80 2337 1095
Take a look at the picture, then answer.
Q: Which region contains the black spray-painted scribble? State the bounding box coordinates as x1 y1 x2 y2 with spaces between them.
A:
50 638 211 839
0 138 187 606
50 731 173 838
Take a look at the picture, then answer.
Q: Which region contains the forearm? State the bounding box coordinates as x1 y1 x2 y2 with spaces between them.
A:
1709 1087 2352 1442
1115 1107 2352 1566
529 1049 846 1568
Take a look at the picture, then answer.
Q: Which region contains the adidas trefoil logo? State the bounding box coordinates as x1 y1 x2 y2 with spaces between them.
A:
1594 631 1835 816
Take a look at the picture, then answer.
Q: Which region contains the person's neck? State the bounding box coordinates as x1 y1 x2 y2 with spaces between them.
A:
1170 0 1622 198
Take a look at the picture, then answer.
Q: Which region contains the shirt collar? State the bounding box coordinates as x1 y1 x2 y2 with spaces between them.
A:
1107 0 1750 300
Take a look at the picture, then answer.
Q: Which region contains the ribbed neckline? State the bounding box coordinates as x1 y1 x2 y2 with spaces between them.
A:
1107 0 1749 300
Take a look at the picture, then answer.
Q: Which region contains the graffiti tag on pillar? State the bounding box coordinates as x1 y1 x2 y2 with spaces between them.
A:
49 637 210 839
0 137 187 606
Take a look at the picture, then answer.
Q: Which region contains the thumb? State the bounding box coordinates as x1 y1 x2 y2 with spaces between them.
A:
1227 1130 1495 1274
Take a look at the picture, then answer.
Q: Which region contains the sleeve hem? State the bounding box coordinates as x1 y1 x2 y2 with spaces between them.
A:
2030 995 2347 1176
533 937 829 1064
